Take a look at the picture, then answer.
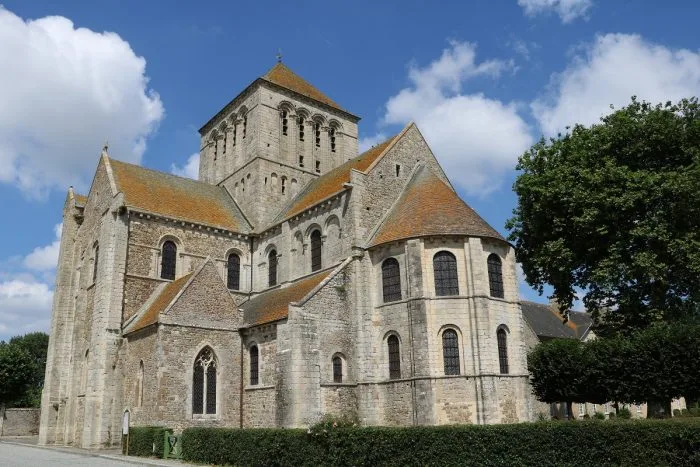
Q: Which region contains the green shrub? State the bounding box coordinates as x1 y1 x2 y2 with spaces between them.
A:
608 412 616 419
674 409 682 417
182 419 700 467
689 407 700 417
618 407 632 419
128 426 168 458
594 412 606 420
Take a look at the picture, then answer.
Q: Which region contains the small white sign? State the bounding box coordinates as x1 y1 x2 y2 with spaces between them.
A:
122 410 130 435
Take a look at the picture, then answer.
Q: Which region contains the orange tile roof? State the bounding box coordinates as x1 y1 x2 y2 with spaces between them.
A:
74 193 87 207
240 269 332 326
126 273 192 334
262 63 344 112
109 158 251 233
368 166 505 247
273 135 397 223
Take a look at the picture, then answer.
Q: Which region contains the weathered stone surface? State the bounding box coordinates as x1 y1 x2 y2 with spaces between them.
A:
41 65 537 449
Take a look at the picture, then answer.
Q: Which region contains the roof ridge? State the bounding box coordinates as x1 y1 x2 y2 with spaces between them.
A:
363 122 413 174
265 133 400 227
364 163 426 247
109 157 212 185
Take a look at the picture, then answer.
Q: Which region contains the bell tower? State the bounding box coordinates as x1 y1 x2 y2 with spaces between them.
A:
198 62 360 228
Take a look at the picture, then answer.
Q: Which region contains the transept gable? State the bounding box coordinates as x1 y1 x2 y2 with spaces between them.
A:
267 133 399 227
123 258 239 335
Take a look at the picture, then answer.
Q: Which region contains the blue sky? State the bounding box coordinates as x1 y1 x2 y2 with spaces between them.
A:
1 0 699 340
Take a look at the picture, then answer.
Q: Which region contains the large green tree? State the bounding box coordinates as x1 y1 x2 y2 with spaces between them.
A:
507 98 700 335
0 332 49 407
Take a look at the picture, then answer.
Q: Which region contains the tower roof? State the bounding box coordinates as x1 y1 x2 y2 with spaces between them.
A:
262 63 344 112
368 165 505 247
200 62 358 134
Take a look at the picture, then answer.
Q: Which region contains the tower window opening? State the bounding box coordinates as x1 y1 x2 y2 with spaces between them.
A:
223 132 227 155
298 117 304 141
396 164 401 177
330 127 336 152
299 155 304 167
281 177 286 194
282 111 288 136
243 116 247 139
315 122 321 147
315 161 321 173
233 124 237 146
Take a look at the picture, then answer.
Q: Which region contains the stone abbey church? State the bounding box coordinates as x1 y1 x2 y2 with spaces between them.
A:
39 62 536 448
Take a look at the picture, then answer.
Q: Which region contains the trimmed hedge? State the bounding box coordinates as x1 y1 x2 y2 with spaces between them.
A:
182 420 700 466
128 426 168 458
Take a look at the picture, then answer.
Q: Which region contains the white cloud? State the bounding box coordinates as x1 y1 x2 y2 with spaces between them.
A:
24 223 62 271
532 33 700 135
0 279 53 340
371 41 533 196
518 0 593 23
171 153 200 179
0 7 164 196
358 133 388 153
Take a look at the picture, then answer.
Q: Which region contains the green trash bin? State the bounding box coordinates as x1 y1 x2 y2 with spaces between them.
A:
163 429 183 459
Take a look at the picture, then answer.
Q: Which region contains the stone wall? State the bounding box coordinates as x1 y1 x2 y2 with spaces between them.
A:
1 408 41 436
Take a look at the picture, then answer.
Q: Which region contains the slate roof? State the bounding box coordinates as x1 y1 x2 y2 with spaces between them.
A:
262 63 344 112
368 166 505 247
273 135 398 223
520 301 592 341
108 158 252 233
125 273 192 334
240 269 332 327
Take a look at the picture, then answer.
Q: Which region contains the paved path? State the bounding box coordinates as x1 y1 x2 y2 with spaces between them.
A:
0 438 192 467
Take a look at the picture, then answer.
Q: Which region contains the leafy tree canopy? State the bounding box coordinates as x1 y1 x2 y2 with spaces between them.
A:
528 321 700 417
507 97 700 335
0 332 49 407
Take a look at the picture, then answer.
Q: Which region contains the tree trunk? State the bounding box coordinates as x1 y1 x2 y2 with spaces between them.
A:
647 399 672 418
567 401 574 421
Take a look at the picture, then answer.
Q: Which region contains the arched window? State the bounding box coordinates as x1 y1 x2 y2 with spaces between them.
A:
242 115 248 138
310 230 322 272
388 335 401 379
268 250 277 287
227 253 240 290
192 347 217 415
381 258 401 303
497 328 509 374
442 329 460 375
298 116 305 141
92 244 99 283
136 361 144 407
433 251 459 296
161 241 177 280
232 122 237 146
250 345 259 385
329 127 336 153
314 122 321 147
281 111 288 136
332 356 343 383
488 254 504 298
81 349 89 393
